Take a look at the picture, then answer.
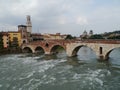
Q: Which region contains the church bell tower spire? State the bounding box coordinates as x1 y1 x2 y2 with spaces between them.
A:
26 15 32 33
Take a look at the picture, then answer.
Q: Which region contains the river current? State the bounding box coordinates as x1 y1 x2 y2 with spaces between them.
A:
0 47 120 90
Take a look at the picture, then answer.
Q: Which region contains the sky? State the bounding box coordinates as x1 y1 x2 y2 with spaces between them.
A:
0 0 120 36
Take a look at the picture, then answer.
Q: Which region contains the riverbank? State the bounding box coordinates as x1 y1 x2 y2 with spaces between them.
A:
0 48 22 55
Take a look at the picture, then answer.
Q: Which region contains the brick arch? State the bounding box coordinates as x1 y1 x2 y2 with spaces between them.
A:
50 44 66 54
22 46 33 53
35 46 45 53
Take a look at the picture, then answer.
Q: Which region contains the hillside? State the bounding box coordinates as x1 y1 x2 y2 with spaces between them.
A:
102 30 120 39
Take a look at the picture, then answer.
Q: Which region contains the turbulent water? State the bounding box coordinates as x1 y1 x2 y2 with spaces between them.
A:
0 47 120 90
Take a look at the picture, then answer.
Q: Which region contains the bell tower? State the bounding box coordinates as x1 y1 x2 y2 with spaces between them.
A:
26 15 32 33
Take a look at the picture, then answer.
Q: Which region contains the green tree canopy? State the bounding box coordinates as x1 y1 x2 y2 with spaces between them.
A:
89 34 104 39
65 34 76 40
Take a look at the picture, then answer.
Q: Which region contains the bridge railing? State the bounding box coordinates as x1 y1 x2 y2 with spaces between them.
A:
75 39 120 44
22 39 120 46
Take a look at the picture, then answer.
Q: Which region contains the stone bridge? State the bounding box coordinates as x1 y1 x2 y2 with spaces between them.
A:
22 39 120 60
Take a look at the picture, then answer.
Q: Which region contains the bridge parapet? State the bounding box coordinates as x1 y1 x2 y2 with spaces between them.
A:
77 39 120 44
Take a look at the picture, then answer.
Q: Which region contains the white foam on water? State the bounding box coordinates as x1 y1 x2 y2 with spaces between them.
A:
38 59 67 73
72 69 111 86
107 70 111 76
44 76 56 84
18 88 22 90
38 62 55 73
58 59 67 63
42 75 47 79
26 72 34 78
22 75 56 90
73 73 82 80
94 78 103 86
23 78 34 87
22 57 37 64
0 84 2 88
19 71 35 80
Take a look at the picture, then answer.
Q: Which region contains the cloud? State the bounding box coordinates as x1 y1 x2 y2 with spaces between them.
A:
76 16 88 25
0 24 17 31
0 0 120 36
57 16 67 25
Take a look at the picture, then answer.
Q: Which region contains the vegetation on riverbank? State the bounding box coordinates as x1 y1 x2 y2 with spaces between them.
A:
88 30 120 39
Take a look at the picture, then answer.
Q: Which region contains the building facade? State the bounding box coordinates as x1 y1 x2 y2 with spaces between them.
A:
31 33 43 41
18 25 29 44
2 32 9 48
80 30 94 39
0 32 9 48
8 31 22 47
43 33 68 40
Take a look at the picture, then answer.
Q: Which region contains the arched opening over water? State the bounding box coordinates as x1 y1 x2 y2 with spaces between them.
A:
23 47 32 53
35 46 45 54
105 47 120 65
72 45 98 61
50 45 66 56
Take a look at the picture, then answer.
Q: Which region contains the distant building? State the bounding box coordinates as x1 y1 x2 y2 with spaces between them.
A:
2 32 9 48
26 15 32 34
8 31 22 47
18 25 30 44
18 15 32 44
31 33 43 41
80 30 94 39
42 33 68 40
0 32 9 48
83 30 87 36
80 30 88 39
89 30 93 37
0 15 32 48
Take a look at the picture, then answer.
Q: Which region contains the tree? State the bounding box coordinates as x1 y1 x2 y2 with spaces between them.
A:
89 34 104 39
65 34 76 40
107 35 120 39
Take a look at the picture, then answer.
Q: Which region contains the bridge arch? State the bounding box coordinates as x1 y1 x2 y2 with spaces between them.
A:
50 45 66 54
72 45 84 56
22 47 33 53
105 47 120 60
71 45 96 57
35 46 45 54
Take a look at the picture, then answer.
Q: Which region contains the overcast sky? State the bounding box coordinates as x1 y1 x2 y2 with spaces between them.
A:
0 0 120 36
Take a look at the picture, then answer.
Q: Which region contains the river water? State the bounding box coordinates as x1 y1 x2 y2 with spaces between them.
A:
0 47 120 90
